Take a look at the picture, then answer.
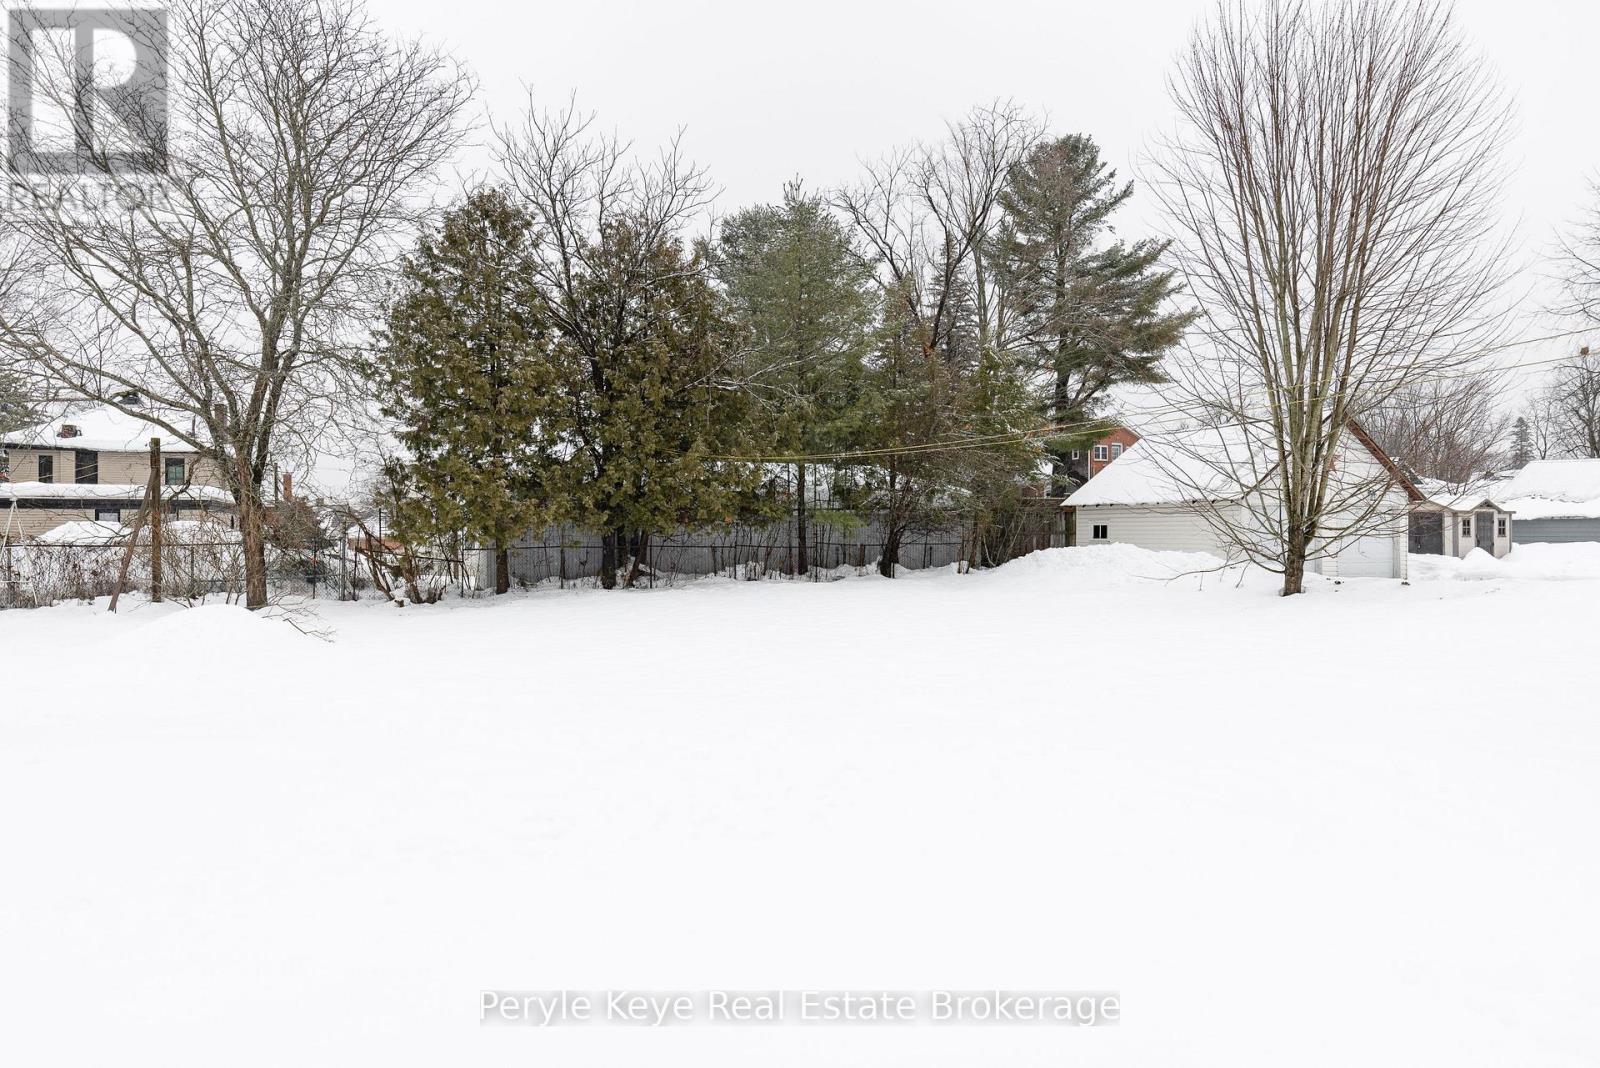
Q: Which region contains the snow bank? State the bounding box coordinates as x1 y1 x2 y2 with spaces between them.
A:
31 519 130 545
1409 541 1600 582
977 544 1238 587
7 541 1600 1066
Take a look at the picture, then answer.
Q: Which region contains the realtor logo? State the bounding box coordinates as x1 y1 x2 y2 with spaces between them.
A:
7 7 168 174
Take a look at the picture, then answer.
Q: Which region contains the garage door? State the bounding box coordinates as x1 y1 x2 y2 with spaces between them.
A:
1514 518 1600 544
1336 533 1398 578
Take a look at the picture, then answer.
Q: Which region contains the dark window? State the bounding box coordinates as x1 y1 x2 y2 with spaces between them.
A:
1092 523 1109 540
36 455 53 483
1497 517 1507 537
1070 450 1081 460
1093 445 1109 461
74 450 98 485
164 457 186 485
1460 517 1471 536
1111 443 1123 459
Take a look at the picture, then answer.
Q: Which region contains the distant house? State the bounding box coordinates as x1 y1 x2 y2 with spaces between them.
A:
0 403 234 540
1408 484 1513 558
1067 426 1139 485
1062 421 1417 579
1496 459 1600 544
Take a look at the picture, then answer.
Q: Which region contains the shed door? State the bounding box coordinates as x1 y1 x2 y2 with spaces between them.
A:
1409 513 1443 555
1475 512 1495 553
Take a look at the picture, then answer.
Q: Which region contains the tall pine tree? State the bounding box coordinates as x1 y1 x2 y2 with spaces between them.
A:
374 188 551 594
1509 416 1533 469
713 183 876 573
992 135 1195 492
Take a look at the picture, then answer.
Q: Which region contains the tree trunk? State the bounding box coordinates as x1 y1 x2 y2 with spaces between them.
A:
494 540 510 595
1282 526 1308 596
795 462 809 575
240 492 268 609
879 526 902 579
599 528 621 589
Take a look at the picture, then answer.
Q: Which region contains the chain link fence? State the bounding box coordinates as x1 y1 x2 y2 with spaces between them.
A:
503 505 1068 588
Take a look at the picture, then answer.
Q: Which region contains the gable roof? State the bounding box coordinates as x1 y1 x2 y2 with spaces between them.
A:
1 404 204 454
1496 459 1600 520
1413 476 1511 513
1064 420 1420 508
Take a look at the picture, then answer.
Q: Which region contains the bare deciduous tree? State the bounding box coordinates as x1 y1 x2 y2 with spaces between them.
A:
835 101 1042 369
1534 347 1600 458
832 102 1046 574
1360 369 1511 485
0 0 471 607
1152 0 1512 594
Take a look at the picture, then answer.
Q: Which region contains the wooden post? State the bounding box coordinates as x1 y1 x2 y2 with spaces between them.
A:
148 437 163 603
108 475 155 614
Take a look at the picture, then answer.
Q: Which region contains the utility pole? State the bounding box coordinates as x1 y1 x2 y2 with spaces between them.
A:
148 437 163 603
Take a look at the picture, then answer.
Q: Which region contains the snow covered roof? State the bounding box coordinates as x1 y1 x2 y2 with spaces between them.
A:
1 403 204 454
1414 478 1511 514
1063 424 1271 507
0 481 233 503
1064 420 1417 509
1496 459 1600 520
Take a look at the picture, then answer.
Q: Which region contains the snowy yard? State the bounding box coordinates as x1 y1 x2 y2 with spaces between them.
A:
4 544 1600 1066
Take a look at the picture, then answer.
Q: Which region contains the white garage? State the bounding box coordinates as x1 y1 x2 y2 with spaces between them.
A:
1064 422 1416 581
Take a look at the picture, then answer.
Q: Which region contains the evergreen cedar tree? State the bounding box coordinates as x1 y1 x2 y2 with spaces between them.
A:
374 189 551 595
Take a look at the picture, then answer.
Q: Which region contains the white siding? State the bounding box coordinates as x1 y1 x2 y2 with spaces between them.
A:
1072 504 1234 557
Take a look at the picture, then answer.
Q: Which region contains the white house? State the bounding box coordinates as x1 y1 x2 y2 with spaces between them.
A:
1062 422 1417 579
1496 459 1600 544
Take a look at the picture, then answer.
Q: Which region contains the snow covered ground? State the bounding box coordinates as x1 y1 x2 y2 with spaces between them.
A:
5 544 1600 1066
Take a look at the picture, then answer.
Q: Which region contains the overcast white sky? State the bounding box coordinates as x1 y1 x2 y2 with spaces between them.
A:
368 0 1596 367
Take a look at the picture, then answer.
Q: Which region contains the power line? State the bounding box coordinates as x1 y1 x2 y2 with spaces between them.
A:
711 326 1597 464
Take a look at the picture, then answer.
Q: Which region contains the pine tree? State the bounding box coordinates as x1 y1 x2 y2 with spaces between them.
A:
373 188 552 594
1509 416 1533 469
713 183 876 573
540 219 762 588
992 135 1196 492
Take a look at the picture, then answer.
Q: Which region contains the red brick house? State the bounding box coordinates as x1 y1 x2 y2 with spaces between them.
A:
1068 425 1140 484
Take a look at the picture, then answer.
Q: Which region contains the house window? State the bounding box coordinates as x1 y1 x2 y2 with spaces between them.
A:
95 508 120 524
1111 443 1123 459
1093 445 1109 461
164 457 186 485
74 450 98 484
36 455 53 483
1070 450 1081 460
1091 523 1109 541
1460 517 1471 536
1497 517 1507 537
